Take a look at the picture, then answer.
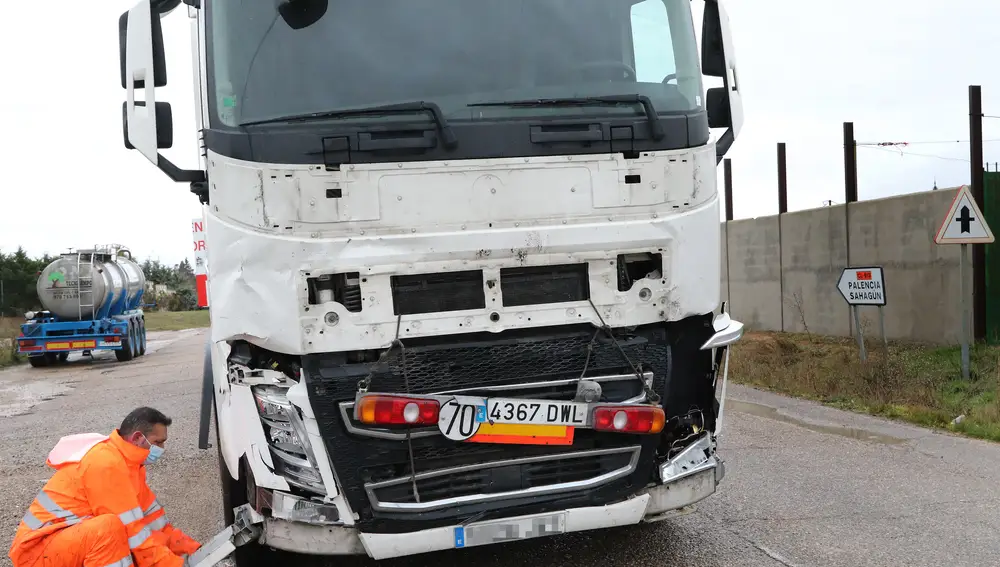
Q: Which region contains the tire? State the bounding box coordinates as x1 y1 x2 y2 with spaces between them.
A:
132 322 140 359
138 320 147 356
115 326 134 362
28 356 48 368
57 353 69 363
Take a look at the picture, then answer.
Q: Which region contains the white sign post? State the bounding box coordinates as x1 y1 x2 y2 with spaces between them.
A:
837 266 887 361
934 185 995 379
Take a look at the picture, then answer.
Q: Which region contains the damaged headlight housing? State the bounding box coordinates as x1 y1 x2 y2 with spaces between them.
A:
252 385 325 494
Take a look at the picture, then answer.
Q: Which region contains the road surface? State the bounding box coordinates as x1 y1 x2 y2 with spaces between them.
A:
2 329 997 567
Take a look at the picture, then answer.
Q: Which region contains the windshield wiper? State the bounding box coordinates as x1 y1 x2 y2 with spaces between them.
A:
240 101 458 149
468 95 664 141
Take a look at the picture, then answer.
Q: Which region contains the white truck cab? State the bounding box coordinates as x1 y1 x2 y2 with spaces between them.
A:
119 0 744 561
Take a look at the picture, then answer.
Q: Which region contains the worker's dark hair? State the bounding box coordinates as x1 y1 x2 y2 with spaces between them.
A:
119 406 172 437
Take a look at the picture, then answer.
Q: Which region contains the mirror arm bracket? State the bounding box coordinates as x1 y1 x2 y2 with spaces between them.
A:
155 155 210 204
156 153 206 184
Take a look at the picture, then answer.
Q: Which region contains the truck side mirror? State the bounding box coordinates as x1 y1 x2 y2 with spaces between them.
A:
701 0 743 156
118 0 203 185
122 101 173 150
118 6 167 89
705 88 730 129
119 0 171 166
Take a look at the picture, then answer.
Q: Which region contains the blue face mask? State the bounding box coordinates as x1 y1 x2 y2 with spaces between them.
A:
141 433 165 465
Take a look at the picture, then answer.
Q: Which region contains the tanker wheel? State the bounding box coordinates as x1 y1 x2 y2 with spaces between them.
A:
130 321 140 359
116 322 135 363
138 320 147 356
57 353 69 364
28 355 48 368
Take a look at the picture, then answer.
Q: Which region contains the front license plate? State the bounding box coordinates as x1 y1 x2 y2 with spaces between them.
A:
454 512 566 548
480 398 589 427
438 396 589 443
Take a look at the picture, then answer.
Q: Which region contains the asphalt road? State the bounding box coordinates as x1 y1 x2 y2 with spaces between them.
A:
2 329 998 567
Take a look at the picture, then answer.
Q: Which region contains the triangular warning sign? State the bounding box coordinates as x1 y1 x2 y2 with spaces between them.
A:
934 185 995 244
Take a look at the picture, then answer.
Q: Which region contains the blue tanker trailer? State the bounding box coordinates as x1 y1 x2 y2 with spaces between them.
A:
16 245 148 367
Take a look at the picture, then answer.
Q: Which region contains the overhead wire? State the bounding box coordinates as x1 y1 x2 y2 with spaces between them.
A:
857 145 971 163
855 139 1000 146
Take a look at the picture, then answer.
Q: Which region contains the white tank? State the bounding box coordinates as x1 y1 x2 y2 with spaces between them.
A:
36 248 147 320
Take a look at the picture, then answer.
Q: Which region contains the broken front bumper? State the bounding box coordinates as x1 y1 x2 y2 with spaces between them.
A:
253 431 725 559
253 310 743 559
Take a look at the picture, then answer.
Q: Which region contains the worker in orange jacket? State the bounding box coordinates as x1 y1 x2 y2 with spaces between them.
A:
8 407 202 567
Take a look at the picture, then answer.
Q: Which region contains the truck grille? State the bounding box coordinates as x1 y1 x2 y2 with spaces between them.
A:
302 323 670 531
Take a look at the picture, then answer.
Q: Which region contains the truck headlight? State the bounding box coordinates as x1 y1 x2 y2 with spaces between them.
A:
252 385 325 493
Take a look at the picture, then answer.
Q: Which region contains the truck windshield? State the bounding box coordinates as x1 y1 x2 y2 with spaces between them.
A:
206 0 703 128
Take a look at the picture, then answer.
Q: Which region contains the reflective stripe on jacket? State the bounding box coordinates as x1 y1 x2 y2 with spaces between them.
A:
8 430 200 567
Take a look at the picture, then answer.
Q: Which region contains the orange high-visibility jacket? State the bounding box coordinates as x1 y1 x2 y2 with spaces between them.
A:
8 430 201 567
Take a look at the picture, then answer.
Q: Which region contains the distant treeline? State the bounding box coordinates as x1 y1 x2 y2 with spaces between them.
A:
0 247 197 316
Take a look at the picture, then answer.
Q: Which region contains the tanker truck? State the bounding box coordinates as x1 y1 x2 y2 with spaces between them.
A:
16 245 148 367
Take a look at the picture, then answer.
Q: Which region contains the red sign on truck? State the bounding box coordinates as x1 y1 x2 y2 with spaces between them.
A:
192 218 209 308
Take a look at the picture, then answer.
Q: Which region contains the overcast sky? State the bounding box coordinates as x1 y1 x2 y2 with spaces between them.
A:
2 0 998 267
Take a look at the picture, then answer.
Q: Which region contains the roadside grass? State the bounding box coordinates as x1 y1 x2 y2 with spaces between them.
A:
0 317 19 368
0 311 210 368
731 332 1000 442
143 310 211 332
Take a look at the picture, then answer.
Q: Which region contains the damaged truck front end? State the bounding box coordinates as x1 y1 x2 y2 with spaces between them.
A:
118 0 745 560
200 302 742 560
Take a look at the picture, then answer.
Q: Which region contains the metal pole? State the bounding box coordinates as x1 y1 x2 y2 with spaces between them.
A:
844 123 857 338
853 306 867 361
723 158 734 222
777 144 787 331
843 123 858 204
970 86 986 342
879 306 888 351
960 243 971 379
777 143 788 214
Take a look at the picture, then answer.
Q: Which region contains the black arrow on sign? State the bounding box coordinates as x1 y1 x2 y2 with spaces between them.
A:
956 205 974 233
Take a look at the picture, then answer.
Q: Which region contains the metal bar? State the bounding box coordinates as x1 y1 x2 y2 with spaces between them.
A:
853 305 866 362
777 143 788 214
961 243 971 380
778 212 785 331
970 85 986 342
844 123 857 338
843 123 858 204
879 306 888 351
723 158 734 221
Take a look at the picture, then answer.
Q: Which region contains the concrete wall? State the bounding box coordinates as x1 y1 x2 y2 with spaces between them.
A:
721 187 973 344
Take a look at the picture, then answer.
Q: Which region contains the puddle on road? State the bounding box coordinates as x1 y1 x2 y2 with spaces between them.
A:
144 328 202 355
0 381 73 417
728 400 907 445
